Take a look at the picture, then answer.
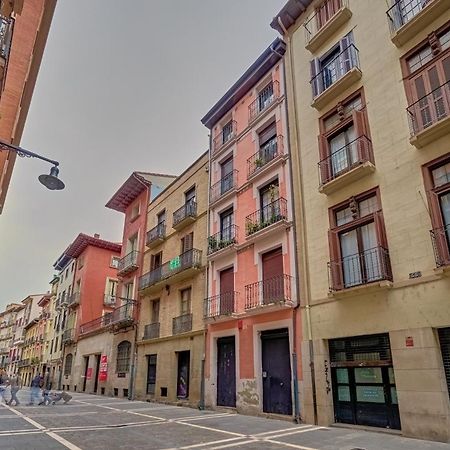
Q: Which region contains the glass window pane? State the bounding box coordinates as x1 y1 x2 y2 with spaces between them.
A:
338 385 351 401
355 367 383 383
336 368 349 384
390 387 398 404
336 207 353 226
359 196 378 217
356 385 385 403
439 29 450 51
388 367 395 384
432 163 450 187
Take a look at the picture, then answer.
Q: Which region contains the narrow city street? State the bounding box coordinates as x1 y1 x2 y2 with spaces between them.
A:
0 390 446 450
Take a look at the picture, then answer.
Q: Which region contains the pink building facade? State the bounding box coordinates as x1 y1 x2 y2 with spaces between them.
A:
201 38 301 418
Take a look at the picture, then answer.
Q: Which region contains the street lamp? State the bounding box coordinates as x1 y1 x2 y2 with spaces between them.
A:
0 140 65 190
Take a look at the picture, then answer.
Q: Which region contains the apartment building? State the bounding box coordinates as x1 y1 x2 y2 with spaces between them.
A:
201 39 299 417
9 303 26 374
136 152 208 406
271 0 450 442
0 0 57 213
0 303 21 370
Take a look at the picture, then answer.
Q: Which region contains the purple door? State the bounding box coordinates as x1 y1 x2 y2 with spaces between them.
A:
261 329 292 415
217 336 236 407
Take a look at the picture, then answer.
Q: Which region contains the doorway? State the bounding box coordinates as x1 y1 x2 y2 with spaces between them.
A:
177 351 190 399
82 356 89 392
93 354 101 394
261 328 292 415
147 354 157 395
219 267 234 314
217 337 236 407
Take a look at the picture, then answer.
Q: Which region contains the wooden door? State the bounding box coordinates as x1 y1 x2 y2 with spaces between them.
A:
262 248 284 304
217 337 236 407
220 267 234 314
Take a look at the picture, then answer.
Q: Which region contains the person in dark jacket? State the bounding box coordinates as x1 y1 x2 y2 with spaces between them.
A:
27 373 42 406
39 370 53 406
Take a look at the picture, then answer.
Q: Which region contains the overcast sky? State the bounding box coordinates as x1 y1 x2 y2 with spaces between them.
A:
0 0 285 308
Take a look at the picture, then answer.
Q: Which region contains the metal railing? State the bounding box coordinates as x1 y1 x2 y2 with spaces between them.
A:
143 322 160 340
62 328 74 343
386 0 433 33
210 170 238 203
247 136 284 178
17 359 29 368
430 224 450 267
173 200 197 227
311 44 360 98
249 81 280 122
0 16 13 60
245 275 293 309
172 313 193 335
213 120 237 155
304 0 347 45
207 225 238 255
139 248 203 290
79 315 110 335
204 292 237 318
318 135 372 185
407 80 450 136
146 222 166 246
108 302 135 326
246 198 288 236
328 246 392 291
117 250 140 274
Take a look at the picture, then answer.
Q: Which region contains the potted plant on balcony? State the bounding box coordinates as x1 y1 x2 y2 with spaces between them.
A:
208 236 218 252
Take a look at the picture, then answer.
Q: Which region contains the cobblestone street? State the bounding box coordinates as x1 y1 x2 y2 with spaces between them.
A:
0 390 447 449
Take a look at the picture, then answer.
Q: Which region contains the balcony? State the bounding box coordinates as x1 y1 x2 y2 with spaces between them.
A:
387 0 448 47
247 136 285 180
245 198 289 240
304 0 352 53
328 246 393 292
146 222 166 249
311 44 361 110
139 248 203 293
430 225 450 268
60 294 69 307
117 250 140 276
67 292 80 308
212 120 237 157
62 328 75 343
407 80 450 148
318 135 375 194
172 313 192 335
207 225 238 258
79 315 110 336
210 170 238 205
143 322 160 340
13 336 24 346
245 275 293 309
0 16 13 87
204 292 237 319
173 200 197 231
249 81 280 123
17 359 30 368
107 302 135 330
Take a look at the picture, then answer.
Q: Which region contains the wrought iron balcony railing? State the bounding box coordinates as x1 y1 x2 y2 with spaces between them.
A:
204 292 237 318
318 135 372 185
117 250 140 275
328 246 392 291
143 322 160 340
108 302 135 327
386 0 433 33
407 80 450 136
247 136 284 178
207 225 238 255
311 44 360 98
139 248 202 291
304 0 348 45
245 275 293 309
430 224 450 267
172 313 193 335
17 358 29 368
249 81 280 122
146 222 166 247
212 120 237 155
79 315 110 335
62 328 74 343
210 170 238 203
0 16 13 61
173 200 197 228
245 198 288 236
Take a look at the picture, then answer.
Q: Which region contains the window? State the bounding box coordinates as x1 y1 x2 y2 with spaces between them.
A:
315 0 342 30
131 202 140 220
318 92 372 185
260 180 280 221
222 120 234 144
151 252 163 271
220 208 234 242
123 282 134 300
147 354 157 395
180 288 191 315
111 256 120 269
157 210 166 226
220 157 234 195
185 187 196 205
423 154 450 266
151 300 160 323
71 262 75 273
77 255 84 269
116 341 131 373
64 353 73 375
181 232 194 254
310 32 358 97
105 279 118 303
328 190 391 290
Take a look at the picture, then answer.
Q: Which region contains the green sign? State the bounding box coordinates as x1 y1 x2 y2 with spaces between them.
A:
169 256 181 270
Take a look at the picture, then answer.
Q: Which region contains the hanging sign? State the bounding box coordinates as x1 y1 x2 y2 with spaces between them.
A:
99 355 108 381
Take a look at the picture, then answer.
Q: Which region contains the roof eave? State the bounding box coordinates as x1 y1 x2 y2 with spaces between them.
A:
270 0 312 35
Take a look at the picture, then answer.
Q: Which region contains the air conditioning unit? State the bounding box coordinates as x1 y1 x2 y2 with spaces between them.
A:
104 295 115 306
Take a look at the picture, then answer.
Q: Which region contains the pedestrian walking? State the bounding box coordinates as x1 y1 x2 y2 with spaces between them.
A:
28 373 42 406
39 370 53 406
7 373 22 406
0 370 9 403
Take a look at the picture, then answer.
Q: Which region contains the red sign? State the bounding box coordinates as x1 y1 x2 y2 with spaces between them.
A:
86 367 93 380
99 355 108 381
406 336 414 347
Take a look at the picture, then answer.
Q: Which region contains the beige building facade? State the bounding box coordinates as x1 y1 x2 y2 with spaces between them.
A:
136 152 208 406
272 0 450 442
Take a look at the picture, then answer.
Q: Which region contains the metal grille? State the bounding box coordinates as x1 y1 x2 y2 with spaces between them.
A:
438 328 450 399
329 333 392 366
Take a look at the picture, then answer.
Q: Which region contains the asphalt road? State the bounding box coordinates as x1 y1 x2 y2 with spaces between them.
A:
0 389 448 449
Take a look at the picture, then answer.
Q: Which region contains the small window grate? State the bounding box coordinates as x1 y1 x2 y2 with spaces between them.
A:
438 328 450 399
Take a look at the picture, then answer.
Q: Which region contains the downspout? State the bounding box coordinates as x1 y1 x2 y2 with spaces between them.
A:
277 16 318 426
269 41 300 424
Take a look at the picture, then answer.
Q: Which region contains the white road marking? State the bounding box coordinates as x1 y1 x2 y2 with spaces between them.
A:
253 425 312 436
263 427 325 440
164 437 247 450
171 412 234 422
265 439 318 450
46 431 84 450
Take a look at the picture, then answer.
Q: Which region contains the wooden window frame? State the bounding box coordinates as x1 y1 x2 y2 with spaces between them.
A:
180 287 192 315
116 340 131 373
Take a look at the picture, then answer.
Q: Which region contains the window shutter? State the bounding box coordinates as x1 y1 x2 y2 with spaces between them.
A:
310 58 322 97
340 32 354 74
328 228 343 291
373 210 388 248
318 134 331 185
352 109 370 162
150 254 155 271
427 189 449 265
259 122 277 145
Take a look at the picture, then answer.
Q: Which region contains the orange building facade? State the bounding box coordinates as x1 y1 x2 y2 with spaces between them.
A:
201 38 301 418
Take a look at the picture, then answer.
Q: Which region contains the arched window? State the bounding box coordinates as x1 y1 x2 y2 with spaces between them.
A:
64 353 73 376
116 341 131 373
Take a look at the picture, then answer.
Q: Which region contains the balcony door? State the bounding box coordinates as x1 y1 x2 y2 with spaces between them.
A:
262 247 283 304
151 300 160 324
220 209 233 242
329 124 357 177
258 122 278 164
220 157 234 195
220 267 234 315
260 181 280 223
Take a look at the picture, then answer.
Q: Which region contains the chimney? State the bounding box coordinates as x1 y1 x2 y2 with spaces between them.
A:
94 233 100 239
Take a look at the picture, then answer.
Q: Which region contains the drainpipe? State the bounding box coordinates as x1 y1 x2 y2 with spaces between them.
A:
128 315 139 400
277 16 318 426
